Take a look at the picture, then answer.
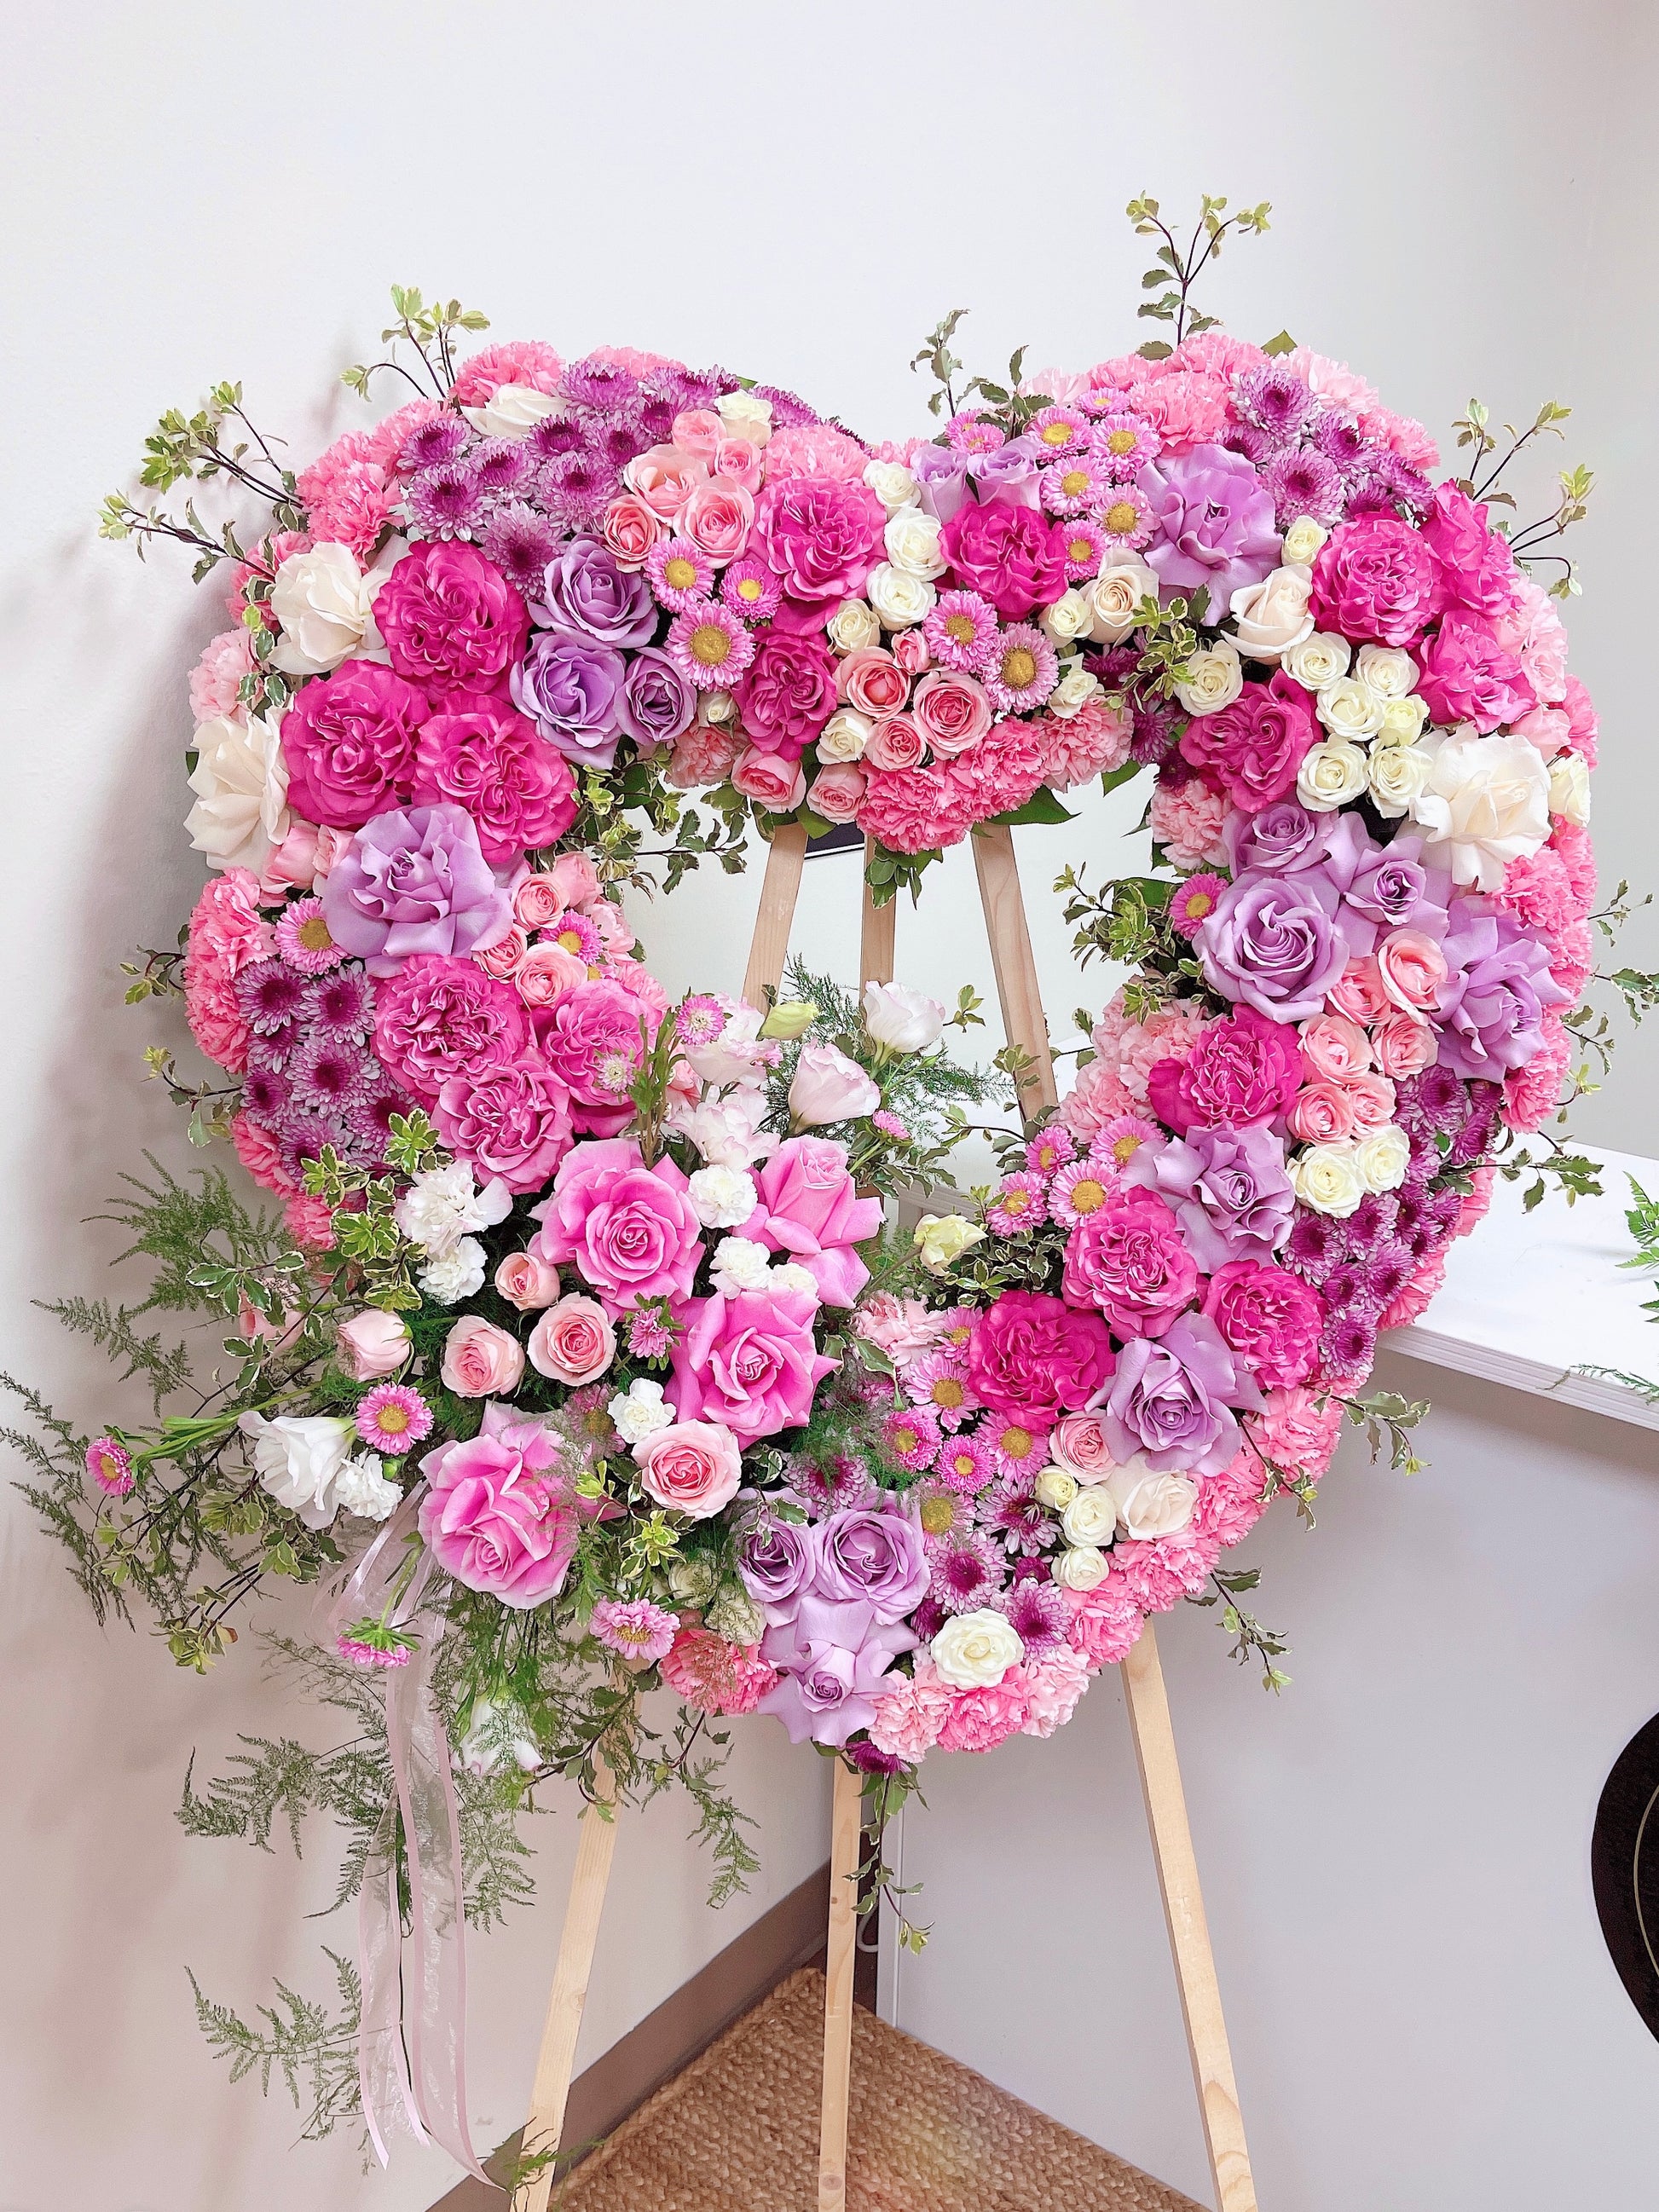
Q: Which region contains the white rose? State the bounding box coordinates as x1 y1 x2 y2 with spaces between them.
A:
1355 1123 1411 1194
1316 677 1386 741
1354 643 1418 700
1089 560 1159 644
1367 744 1432 819
770 1261 822 1302
1105 1462 1199 1539
862 980 945 1054
1174 638 1244 717
237 1412 356 1530
1408 730 1552 892
460 383 564 440
884 507 946 580
1047 663 1102 719
710 1235 774 1297
1061 1486 1119 1547
687 1164 758 1229
1282 630 1352 691
1052 1544 1109 1592
866 563 935 630
1228 565 1314 661
333 1453 402 1522
716 389 773 444
185 713 291 875
1034 1465 1078 1511
864 460 919 512
1291 1143 1367 1218
419 1237 488 1304
396 1161 512 1255
826 598 881 654
913 1213 985 1272
1280 516 1330 567
697 685 737 725
818 707 873 763
930 1607 1024 1688
1041 587 1095 646
1298 739 1371 811
1379 693 1430 744
1548 750 1592 827
269 544 384 675
608 1377 676 1447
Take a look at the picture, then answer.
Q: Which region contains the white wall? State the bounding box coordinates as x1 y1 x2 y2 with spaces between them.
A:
2 4 1656 2208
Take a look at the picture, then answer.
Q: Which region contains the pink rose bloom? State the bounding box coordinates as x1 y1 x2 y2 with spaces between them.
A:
892 627 930 678
1145 1002 1302 1134
1201 1261 1323 1389
763 424 869 482
1419 484 1520 622
680 478 754 565
231 1112 297 1195
312 823 354 877
412 693 579 863
1375 930 1448 1015
854 1292 951 1365
673 411 724 457
712 437 765 495
1041 700 1133 791
939 500 1067 620
668 1287 836 1440
731 746 807 812
1287 1080 1358 1144
735 629 840 757
279 658 429 829
838 648 909 720
1298 1012 1373 1083
189 629 256 721
1180 673 1320 811
442 1314 526 1398
540 852 602 910
938 1676 1032 1753
531 1138 703 1314
1061 1192 1199 1339
337 1308 410 1380
184 867 274 1074
624 445 710 522
528 1292 616 1383
752 475 887 627
866 1660 951 1762
661 1626 778 1716
1309 517 1439 648
1248 1386 1344 1481
808 764 866 823
1149 778 1231 869
1338 1071 1396 1134
602 493 664 572
535 979 657 1135
374 954 529 1099
495 1250 561 1309
666 717 747 790
856 763 973 856
1049 1411 1115 1482
448 340 563 406
378 542 529 698
1379 1250 1449 1331
1327 956 1390 1024
1493 576 1569 705
911 669 992 758
419 1401 581 1608
1370 1011 1436 1078
749 1135 883 1306
1512 704 1569 758
864 714 926 771
633 1419 744 1520
1020 1647 1092 1739
474 923 529 980
434 1054 575 1193
1416 616 1535 734
1056 1054 1137 1140
516 941 590 1008
968 1290 1115 1426
259 823 322 902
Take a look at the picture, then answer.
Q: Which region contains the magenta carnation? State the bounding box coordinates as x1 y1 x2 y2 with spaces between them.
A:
733 629 840 759
1200 1261 1324 1389
966 1290 1115 1426
751 475 887 627
410 694 579 862
1419 484 1520 621
1415 616 1535 735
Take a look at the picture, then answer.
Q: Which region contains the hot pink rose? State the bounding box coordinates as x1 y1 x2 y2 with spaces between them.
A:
968 1290 1116 1425
808 764 866 823
1298 1013 1373 1083
910 669 992 757
411 694 579 863
376 541 529 697
494 1250 561 1310
531 1138 703 1314
749 1136 884 1307
731 746 808 812
442 1314 526 1397
940 500 1067 619
752 475 887 626
1309 517 1439 648
1419 484 1520 622
601 492 663 571
1201 1262 1323 1389
734 630 839 757
1049 1410 1116 1482
1179 672 1320 811
668 1288 836 1440
633 1420 744 1520
527 1293 616 1384
838 648 909 719
1061 1191 1199 1339
1327 956 1390 1024
1370 1011 1436 1078
434 1054 575 1193
1416 616 1535 735
680 478 754 564
864 713 927 771
1286 1081 1358 1145
1374 930 1448 1015
419 1402 581 1608
337 1308 410 1380
279 658 428 829
535 979 657 1135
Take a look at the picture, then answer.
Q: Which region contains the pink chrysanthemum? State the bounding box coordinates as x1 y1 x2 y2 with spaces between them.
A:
1170 873 1228 938
914 1476 975 1545
983 1416 1049 1478
720 553 783 623
903 1349 978 1431
647 537 714 614
1090 411 1162 481
881 1404 941 1473
932 1305 980 1360
1029 405 1090 459
626 1306 676 1360
1049 1158 1116 1227
934 1430 997 1493
592 1597 679 1666
1093 483 1154 552
792 1450 876 1518
922 590 999 673
543 910 604 967
995 1574 1069 1655
1056 519 1108 581
929 1527 1006 1614
676 994 729 1048
356 1384 434 1455
982 624 1059 715
980 1470 1059 1557
274 897 347 975
1039 456 1114 521
668 599 755 690
337 1632 414 1669
1088 1113 1163 1177
945 411 1006 455
871 1109 910 1141
986 1170 1049 1238
1025 1124 1077 1178
85 1436 134 1496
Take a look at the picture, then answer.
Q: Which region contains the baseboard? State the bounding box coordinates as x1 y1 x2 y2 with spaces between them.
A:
431 1859 831 2205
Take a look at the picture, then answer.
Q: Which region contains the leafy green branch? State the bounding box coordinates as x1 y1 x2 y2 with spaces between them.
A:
1188 1567 1291 1691
1127 192 1272 354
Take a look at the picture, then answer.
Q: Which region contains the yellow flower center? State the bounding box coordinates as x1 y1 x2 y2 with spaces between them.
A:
737 575 764 602
945 612 977 644
376 1404 410 1435
1040 420 1072 447
892 1424 921 1455
948 1451 977 1481
1070 1176 1107 1216
298 915 334 952
1106 428 1137 456
946 1323 972 1349
1002 646 1038 689
691 622 731 667
920 1495 957 1536
931 1376 966 1411
664 556 699 591
1067 537 1094 564
1104 500 1139 535
1112 1134 1145 1165
1000 1424 1035 1461
1003 1187 1030 1214
555 927 584 954
1061 469 1090 497
1182 891 1214 921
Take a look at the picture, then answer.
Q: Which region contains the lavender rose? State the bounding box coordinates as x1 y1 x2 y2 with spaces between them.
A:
1435 899 1569 1082
532 536 657 648
1105 1314 1262 1478
616 645 696 750
757 1595 917 1747
1198 868 1350 1021
321 803 513 977
812 1502 928 1623
1223 800 1337 877
1140 444 1280 613
1124 1123 1296 1272
512 628 627 767
738 1515 818 1622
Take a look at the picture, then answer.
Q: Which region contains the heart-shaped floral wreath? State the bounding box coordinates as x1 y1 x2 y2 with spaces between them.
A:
24 199 1619 2163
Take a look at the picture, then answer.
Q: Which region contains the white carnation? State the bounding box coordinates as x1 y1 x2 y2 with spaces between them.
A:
710 1236 774 1297
770 1262 822 1302
333 1453 402 1522
396 1161 512 1256
608 1377 676 1447
687 1164 759 1229
419 1236 488 1305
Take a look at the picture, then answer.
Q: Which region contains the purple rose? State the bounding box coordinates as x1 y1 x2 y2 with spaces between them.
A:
1198 869 1349 1021
1104 1314 1261 1478
1223 800 1336 877
968 434 1043 509
531 536 657 648
512 628 627 767
1435 899 1569 1082
321 803 513 977
912 444 971 525
1124 1123 1296 1272
1315 816 1448 951
757 1595 916 1746
812 1502 928 1623
1139 444 1280 613
616 645 695 750
738 1515 817 1622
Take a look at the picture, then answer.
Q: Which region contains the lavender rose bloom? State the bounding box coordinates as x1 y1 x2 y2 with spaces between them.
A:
738 1515 817 1623
512 628 627 767
911 443 972 525
812 1501 928 1622
531 537 657 648
1139 444 1281 611
1198 868 1350 1021
1435 899 1569 1082
1124 1123 1296 1271
757 1596 917 1746
616 645 696 750
1315 816 1448 950
321 804 512 978
1223 800 1337 877
1105 1314 1262 1478
969 433 1043 509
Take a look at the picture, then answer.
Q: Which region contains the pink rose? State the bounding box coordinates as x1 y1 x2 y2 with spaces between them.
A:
435 1054 575 1193
474 923 529 980
1416 616 1535 735
419 1402 581 1608
377 541 529 698
1374 930 1448 1015
494 1250 561 1310
1179 672 1320 811
731 746 807 812
374 956 530 1100
531 1138 704 1314
601 492 663 571
1370 1010 1436 1078
712 437 765 494
1049 1409 1117 1482
864 713 927 771
1201 1262 1323 1389
1286 1081 1358 1145
1298 1012 1373 1083
939 500 1067 620
633 1420 744 1520
337 1308 411 1380
749 1135 883 1306
312 823 354 877
442 1314 526 1397
259 822 322 900
911 669 992 758
752 476 887 626
1309 517 1439 648
808 764 866 823
1336 1071 1396 1134
672 411 724 458
515 940 591 1008
892 627 931 677
1327 956 1390 1024
534 979 657 1135
680 478 754 564
624 445 709 522
1061 1191 1200 1339
411 693 580 863
515 855 597 927
668 1288 837 1440
734 630 839 758
838 648 909 719
968 1290 1116 1426
279 658 429 829
528 1293 616 1384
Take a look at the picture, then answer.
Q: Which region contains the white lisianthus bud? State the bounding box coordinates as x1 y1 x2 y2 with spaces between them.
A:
866 563 934 629
788 1042 881 1125
1173 638 1244 717
1291 1142 1367 1218
697 685 737 725
862 980 945 1054
1282 630 1352 691
1316 677 1387 741
1298 739 1371 811
687 1164 759 1229
1354 643 1418 699
912 1213 985 1272
930 1608 1024 1687
827 599 881 653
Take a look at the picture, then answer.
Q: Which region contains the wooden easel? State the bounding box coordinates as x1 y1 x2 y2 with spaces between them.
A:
517 820 1257 2212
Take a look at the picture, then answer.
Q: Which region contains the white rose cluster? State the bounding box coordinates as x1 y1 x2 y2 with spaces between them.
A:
1290 1124 1413 1216
1275 622 1438 818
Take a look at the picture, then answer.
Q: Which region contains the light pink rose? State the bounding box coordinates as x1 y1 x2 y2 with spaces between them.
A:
1298 1012 1373 1083
1375 930 1448 1015
514 875 567 929
680 478 754 564
442 1314 527 1397
1327 956 1390 1024
602 493 663 571
864 713 927 771
666 719 747 791
515 940 591 1007
1336 1071 1396 1134
809 765 867 823
418 1402 581 1608
731 746 807 812
474 923 529 981
667 1288 837 1440
911 669 992 757
494 1250 562 1310
589 899 636 957
712 436 765 494
337 1308 411 1380
892 627 931 677
838 648 909 719
1370 1010 1436 1077
1049 1410 1116 1482
633 1419 744 1520
544 852 602 909
672 409 724 458
528 1293 616 1384
259 822 321 900
1512 704 1569 759
624 444 709 522
312 823 354 878
1287 1081 1359 1145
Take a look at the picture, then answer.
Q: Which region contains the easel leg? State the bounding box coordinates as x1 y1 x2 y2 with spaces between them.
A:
971 823 1059 1115
1122 1622 1257 2212
742 821 810 1011
818 1758 863 2212
859 837 896 990
517 1786 621 2211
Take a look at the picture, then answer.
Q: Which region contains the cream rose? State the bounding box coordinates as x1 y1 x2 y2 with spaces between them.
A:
1105 1463 1199 1540
1316 677 1386 741
1174 638 1245 717
1367 743 1432 819
913 1213 984 1272
1061 1486 1119 1547
461 383 564 439
1548 750 1592 827
1291 1141 1367 1218
1228 564 1315 661
1298 739 1371 812
1379 692 1430 744
1048 664 1102 719
1052 1544 1110 1592
715 389 773 444
818 707 873 763
884 507 946 580
1041 587 1095 646
1280 516 1330 567
1355 1123 1412 1194
864 459 919 511
1282 630 1352 690
1354 643 1418 699
1034 1465 1078 1511
1408 731 1552 892
930 1607 1024 1688
866 563 935 629
185 713 291 874
270 543 384 675
1088 559 1159 644
827 598 881 653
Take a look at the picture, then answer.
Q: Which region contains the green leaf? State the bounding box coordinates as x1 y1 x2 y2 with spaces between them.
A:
989 788 1077 829
1262 329 1297 357
1098 761 1143 797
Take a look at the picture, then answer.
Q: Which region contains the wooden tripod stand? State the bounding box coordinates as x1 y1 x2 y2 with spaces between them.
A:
516 822 1257 2212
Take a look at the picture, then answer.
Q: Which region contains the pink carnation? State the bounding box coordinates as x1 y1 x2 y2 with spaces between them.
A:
449 340 564 407
285 1193 338 1249
661 1627 778 1716
1249 1386 1344 1482
184 869 274 1074
1192 1441 1272 1546
866 1659 952 1761
858 763 974 856
1358 405 1440 472
1112 1529 1223 1614
937 1676 1032 1753
189 630 255 721
1548 821 1597 915
1090 988 1206 1106
230 1110 298 1195
1492 576 1569 705
1056 1055 1137 1141
1064 1577 1147 1670
1379 1250 1449 1331
763 424 868 482
1134 371 1230 450
373 954 529 1098
942 717 1050 824
1503 1008 1572 1132
1039 699 1133 790
1019 1646 1091 1739
1169 332 1269 380
1150 777 1231 868
296 432 396 559
1285 348 1382 418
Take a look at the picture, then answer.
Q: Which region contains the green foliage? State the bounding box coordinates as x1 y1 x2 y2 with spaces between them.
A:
1188 1568 1292 1691
1127 192 1272 349
1452 397 1594 597
189 1949 362 2143
341 284 491 401
1337 1389 1431 1476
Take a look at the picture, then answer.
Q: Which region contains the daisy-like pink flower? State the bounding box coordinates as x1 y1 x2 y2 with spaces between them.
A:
85 1435 134 1496
356 1383 434 1456
591 1597 679 1666
1090 410 1161 480
932 1306 980 1360
922 590 999 673
1057 518 1109 581
1040 455 1113 520
1025 1124 1076 1178
995 1573 1068 1655
1049 1157 1115 1228
543 910 604 966
647 537 714 613
945 411 1006 455
338 1628 415 1669
981 1470 1059 1556
793 1451 877 1517
668 598 755 690
871 1109 910 1141
1170 873 1228 938
934 1429 997 1493
929 1526 1006 1613
676 994 729 1048
913 1477 973 1546
881 1403 941 1473
982 624 1059 716
1094 483 1154 552
275 897 347 975
903 1348 979 1431
986 1170 1049 1238
720 553 783 623
983 1414 1050 1479
1029 405 1090 460
1088 1113 1163 1177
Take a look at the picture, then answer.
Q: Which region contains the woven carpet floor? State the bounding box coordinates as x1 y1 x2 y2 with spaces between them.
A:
558 1967 1203 2211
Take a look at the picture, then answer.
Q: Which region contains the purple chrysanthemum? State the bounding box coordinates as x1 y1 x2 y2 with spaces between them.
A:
1305 408 1375 479
748 381 822 430
1232 364 1315 446
560 356 640 413
235 959 309 1036
536 448 610 527
1286 1209 1343 1285
626 1306 674 1360
310 967 375 1042
483 501 564 597
1262 448 1345 529
909 1596 947 1644
929 1527 1006 1614
587 419 649 476
471 437 534 497
408 458 485 540
1318 1262 1373 1318
1344 1192 1400 1253
996 1574 1068 1655
398 415 470 474
348 1076 415 1158
1355 1239 1416 1309
1396 1065 1470 1135
276 1110 349 1184
290 1033 374 1118
525 413 586 463
1322 1308 1378 1378
795 1452 876 1518
981 1470 1059 1557
240 1064 291 1123
632 390 680 446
